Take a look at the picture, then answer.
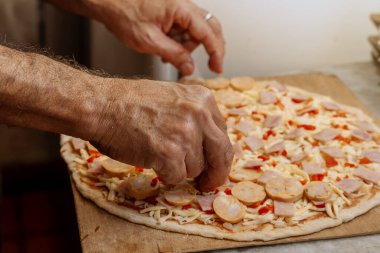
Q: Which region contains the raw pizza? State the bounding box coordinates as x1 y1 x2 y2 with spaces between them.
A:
61 76 380 241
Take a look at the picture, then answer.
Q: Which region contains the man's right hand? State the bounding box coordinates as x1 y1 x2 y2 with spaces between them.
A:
89 79 233 192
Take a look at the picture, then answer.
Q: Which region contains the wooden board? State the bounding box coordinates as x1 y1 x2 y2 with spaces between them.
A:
71 72 380 253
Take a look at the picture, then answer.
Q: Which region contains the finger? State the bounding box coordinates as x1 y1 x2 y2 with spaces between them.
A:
198 119 233 192
174 7 225 74
142 26 194 75
184 141 205 179
155 159 187 185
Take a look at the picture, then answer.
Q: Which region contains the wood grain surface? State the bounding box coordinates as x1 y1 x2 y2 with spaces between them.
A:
70 72 380 253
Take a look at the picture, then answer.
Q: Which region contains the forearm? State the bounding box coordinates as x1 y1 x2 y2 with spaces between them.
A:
0 45 103 140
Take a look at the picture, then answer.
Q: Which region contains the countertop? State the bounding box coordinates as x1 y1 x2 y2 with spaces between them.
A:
208 61 380 253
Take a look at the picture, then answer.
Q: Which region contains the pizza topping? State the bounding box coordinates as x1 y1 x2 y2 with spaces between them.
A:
243 160 263 170
336 178 364 195
297 124 316 131
302 162 325 175
118 174 160 200
228 108 248 116
265 141 285 154
319 146 345 159
264 115 282 128
213 195 246 223
321 101 341 111
355 120 375 132
234 121 255 135
273 200 295 217
230 76 255 91
265 177 303 202
314 128 340 142
101 158 134 177
164 187 196 206
204 77 230 90
231 181 266 205
362 150 380 163
351 129 372 141
285 128 304 140
304 181 332 201
267 81 286 92
353 166 380 184
322 154 338 167
258 204 274 215
359 157 372 165
215 90 242 108
196 195 217 211
71 138 86 151
244 135 264 151
232 143 244 159
229 168 262 182
291 93 310 103
290 153 307 163
259 90 277 104
257 170 282 185
296 106 318 116
87 161 104 174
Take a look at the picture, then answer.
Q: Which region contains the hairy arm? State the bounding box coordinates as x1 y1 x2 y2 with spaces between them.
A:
0 44 232 191
0 44 101 140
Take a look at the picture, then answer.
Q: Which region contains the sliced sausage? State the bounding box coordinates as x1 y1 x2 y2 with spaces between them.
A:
230 76 255 91
164 187 196 206
231 181 266 205
229 168 262 182
265 177 304 202
304 181 332 201
101 158 134 177
204 77 230 90
257 170 282 185
213 195 246 223
118 174 160 200
215 90 242 108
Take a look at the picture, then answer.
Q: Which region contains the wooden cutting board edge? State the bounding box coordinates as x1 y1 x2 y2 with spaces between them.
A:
69 72 380 253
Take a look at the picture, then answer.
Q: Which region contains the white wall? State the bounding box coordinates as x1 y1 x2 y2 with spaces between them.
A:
192 0 380 78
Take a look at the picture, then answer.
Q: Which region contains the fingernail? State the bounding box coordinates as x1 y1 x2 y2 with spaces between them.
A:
180 62 193 75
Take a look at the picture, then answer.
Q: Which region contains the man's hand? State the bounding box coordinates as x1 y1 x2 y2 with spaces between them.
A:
89 79 233 192
46 0 225 75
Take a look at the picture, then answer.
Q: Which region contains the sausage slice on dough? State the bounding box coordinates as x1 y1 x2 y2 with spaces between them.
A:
304 181 332 201
101 158 134 177
118 174 160 200
213 195 246 223
204 77 230 90
164 186 196 206
230 76 255 91
229 168 262 182
265 177 303 202
231 181 266 205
